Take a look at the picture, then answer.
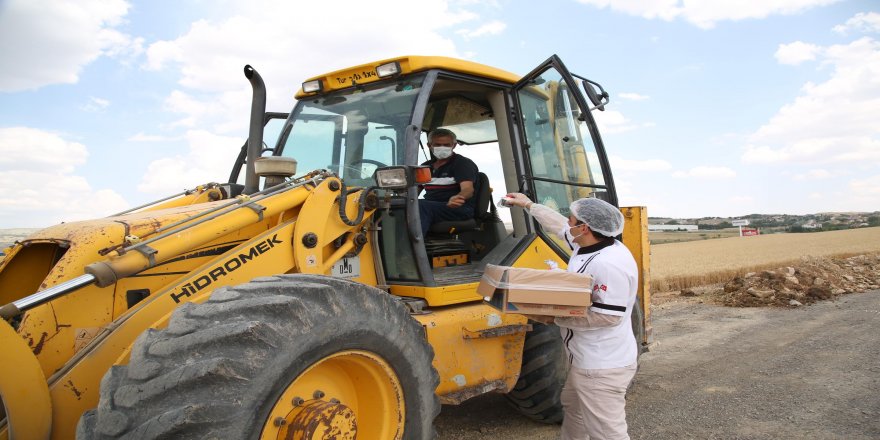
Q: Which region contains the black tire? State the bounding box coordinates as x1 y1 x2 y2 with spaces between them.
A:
628 299 646 393
631 299 646 356
77 274 440 439
504 321 568 424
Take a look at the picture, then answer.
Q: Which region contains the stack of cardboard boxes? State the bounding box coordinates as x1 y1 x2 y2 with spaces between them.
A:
477 264 592 317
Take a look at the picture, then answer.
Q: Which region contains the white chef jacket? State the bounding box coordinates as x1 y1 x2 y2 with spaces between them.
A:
530 203 639 370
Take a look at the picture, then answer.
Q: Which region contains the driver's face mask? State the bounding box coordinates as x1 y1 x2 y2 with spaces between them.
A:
432 147 453 159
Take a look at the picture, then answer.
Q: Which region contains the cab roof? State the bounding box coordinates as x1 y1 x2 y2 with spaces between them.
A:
295 55 519 98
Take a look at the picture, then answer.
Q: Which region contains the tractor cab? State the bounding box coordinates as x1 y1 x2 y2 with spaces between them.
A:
246 56 617 305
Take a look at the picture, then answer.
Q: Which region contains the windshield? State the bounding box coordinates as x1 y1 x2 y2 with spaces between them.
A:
276 74 426 186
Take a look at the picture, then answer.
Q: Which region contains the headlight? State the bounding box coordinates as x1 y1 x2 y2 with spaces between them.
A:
374 166 432 190
375 167 408 189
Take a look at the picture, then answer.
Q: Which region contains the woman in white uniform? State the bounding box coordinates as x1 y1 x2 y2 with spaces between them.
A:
504 193 639 440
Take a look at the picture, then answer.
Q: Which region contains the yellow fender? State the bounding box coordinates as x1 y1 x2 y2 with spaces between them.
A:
0 320 51 440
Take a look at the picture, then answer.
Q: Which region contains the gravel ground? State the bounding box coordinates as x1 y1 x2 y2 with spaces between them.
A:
435 290 880 439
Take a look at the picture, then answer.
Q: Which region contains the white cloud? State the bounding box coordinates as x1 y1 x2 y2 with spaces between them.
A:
833 12 880 35
0 0 138 92
793 168 832 180
135 0 504 191
672 166 736 179
0 127 87 173
81 97 110 112
619 92 650 101
137 130 243 194
575 0 840 29
127 133 180 143
849 174 880 197
0 127 128 227
592 110 654 134
140 0 475 134
728 195 754 203
775 41 821 65
575 0 681 22
163 90 213 129
144 39 183 71
610 156 672 172
456 20 507 39
743 37 880 165
144 1 468 93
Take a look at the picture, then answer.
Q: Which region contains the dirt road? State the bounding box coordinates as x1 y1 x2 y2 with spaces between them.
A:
435 290 880 439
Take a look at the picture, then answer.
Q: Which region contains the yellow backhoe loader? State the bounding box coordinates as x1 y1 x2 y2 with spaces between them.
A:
0 55 651 439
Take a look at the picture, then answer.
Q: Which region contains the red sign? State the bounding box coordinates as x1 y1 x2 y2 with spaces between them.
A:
741 227 760 236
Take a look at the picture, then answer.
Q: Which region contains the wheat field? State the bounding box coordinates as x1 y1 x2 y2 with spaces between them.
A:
650 227 880 292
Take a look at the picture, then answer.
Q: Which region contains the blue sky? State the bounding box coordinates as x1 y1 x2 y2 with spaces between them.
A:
0 0 878 227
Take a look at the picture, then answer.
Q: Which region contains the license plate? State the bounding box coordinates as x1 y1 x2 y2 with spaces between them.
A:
330 256 360 279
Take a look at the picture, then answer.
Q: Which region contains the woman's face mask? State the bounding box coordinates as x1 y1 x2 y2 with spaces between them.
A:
569 223 586 240
432 147 453 159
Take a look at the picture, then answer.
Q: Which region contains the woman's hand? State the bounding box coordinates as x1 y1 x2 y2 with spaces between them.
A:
504 192 534 209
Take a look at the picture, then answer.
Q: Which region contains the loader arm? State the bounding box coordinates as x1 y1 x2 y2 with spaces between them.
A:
0 175 379 439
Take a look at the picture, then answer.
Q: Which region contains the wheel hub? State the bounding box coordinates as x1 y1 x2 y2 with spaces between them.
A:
261 350 405 440
281 399 357 440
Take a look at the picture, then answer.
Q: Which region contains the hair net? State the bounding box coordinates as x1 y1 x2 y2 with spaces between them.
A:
569 197 624 237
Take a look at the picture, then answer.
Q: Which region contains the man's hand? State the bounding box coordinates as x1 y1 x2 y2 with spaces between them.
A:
504 192 534 209
448 194 467 208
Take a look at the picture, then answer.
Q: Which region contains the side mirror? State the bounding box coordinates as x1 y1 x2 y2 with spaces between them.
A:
577 75 609 112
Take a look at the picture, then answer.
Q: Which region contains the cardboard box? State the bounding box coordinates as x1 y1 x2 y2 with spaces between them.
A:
477 264 592 317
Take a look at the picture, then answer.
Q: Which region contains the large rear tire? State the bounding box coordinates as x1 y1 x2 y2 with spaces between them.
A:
77 275 439 440
504 321 568 424
628 300 646 393
631 299 646 355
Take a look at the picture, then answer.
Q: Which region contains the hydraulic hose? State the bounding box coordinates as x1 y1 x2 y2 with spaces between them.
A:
337 182 378 226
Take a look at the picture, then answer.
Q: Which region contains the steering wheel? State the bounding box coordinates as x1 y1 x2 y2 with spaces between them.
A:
343 159 388 179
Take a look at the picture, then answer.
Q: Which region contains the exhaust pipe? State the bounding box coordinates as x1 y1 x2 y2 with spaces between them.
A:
243 65 266 195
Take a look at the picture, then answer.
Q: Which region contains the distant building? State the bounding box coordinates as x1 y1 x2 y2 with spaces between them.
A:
648 224 699 232
802 220 822 229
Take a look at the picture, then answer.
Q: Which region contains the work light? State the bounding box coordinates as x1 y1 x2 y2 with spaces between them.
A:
376 62 401 78
374 166 431 190
302 80 323 93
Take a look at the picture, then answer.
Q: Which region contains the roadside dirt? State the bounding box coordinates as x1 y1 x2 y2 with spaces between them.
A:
436 264 880 439
705 254 880 307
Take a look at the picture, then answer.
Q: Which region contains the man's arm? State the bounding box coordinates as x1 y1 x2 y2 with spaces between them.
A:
448 180 474 208
448 157 478 208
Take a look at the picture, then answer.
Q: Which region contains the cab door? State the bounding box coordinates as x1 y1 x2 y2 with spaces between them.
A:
511 55 617 236
511 56 651 350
